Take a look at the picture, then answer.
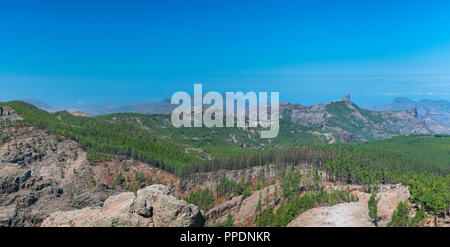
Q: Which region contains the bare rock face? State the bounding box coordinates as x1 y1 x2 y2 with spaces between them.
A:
0 205 17 227
96 191 153 227
351 184 410 227
138 185 205 227
280 97 433 143
70 184 118 209
378 109 431 135
0 108 180 227
205 184 282 226
41 207 103 227
234 185 281 226
206 195 244 223
41 185 205 227
287 184 410 227
0 124 98 226
287 202 374 227
0 104 23 121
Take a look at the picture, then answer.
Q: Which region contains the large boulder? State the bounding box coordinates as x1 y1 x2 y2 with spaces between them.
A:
41 185 205 227
133 184 204 227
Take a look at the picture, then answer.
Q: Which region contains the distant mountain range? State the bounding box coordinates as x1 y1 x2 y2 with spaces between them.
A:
280 96 433 143
22 98 177 116
21 98 53 111
66 98 177 116
20 95 450 136
18 95 447 143
364 97 450 134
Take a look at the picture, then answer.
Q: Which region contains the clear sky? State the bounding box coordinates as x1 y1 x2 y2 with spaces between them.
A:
1 0 450 107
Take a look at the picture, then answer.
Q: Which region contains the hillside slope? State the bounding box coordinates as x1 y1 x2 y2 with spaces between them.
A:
281 96 432 142
0 104 204 226
1 102 449 227
365 97 450 133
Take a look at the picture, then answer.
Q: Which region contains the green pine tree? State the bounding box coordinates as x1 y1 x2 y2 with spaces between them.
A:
223 213 235 227
387 201 410 227
409 206 426 227
368 192 380 226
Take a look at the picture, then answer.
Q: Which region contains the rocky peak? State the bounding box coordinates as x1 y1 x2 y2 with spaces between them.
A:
280 96 433 143
345 94 351 102
409 107 419 118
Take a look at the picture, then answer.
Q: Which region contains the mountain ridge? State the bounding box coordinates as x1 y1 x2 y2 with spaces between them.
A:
11 95 443 145
364 97 450 133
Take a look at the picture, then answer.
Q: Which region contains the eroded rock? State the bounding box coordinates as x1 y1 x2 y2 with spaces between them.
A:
41 185 205 227
287 202 374 227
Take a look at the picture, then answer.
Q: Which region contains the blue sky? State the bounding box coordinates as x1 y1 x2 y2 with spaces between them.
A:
1 0 450 107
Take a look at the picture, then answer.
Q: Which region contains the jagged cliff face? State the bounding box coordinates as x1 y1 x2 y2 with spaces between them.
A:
0 104 115 226
0 104 202 227
365 97 450 134
281 97 432 143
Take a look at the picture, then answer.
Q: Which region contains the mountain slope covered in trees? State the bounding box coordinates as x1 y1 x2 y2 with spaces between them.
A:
1 100 449 227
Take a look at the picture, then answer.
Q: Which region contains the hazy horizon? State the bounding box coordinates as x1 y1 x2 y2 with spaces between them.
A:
2 0 450 107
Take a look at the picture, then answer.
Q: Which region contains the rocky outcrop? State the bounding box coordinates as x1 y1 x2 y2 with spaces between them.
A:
377 108 431 135
0 110 180 226
234 185 281 226
206 184 282 226
287 202 374 227
0 204 17 227
351 184 410 227
70 184 119 209
0 104 22 121
364 97 450 134
180 164 282 197
41 185 205 227
280 97 433 143
206 195 244 222
0 123 96 226
287 184 410 227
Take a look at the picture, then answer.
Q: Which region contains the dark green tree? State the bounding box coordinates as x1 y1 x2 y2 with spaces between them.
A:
409 206 426 227
223 213 235 227
368 193 380 226
387 201 410 227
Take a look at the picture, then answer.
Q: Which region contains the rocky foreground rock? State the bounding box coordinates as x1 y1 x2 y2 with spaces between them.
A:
41 185 205 227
